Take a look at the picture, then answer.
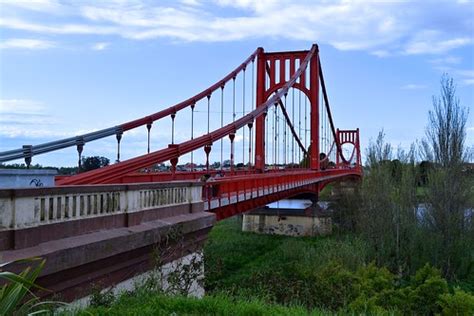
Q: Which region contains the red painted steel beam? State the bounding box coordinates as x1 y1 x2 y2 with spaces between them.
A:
254 48 266 171
310 50 320 169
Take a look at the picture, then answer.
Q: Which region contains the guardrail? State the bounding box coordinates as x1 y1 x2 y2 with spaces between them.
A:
0 181 202 229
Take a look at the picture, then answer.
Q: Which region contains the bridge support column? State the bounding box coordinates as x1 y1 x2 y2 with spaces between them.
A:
310 47 320 170
242 199 332 237
254 48 266 172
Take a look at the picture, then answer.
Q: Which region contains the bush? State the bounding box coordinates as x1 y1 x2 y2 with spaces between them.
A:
438 288 474 315
89 286 116 308
406 264 449 315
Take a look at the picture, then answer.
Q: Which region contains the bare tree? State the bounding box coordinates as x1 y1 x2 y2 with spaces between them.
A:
422 74 472 279
423 74 469 167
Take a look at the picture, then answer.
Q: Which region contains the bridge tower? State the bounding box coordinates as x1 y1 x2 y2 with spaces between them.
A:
255 46 320 172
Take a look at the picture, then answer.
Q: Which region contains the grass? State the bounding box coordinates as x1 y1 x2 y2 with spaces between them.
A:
77 290 334 316
204 216 370 301
74 216 473 315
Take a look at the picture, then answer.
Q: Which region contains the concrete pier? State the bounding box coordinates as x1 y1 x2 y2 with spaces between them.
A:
242 199 332 237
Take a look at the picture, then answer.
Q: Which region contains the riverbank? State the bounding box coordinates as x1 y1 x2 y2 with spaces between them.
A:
74 216 473 315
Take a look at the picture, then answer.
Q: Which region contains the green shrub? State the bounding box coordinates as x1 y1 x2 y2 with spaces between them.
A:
355 263 394 296
89 286 116 308
0 257 66 315
406 264 449 315
312 263 358 310
438 288 474 315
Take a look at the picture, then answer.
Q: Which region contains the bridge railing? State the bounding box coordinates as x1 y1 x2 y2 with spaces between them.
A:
0 182 203 253
203 167 362 212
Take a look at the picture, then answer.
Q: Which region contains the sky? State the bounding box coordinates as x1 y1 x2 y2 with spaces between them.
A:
0 0 473 167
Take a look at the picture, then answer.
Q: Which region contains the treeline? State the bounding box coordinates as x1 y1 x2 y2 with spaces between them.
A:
333 75 473 282
0 156 110 175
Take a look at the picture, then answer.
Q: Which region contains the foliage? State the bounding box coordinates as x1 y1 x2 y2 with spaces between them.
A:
81 156 110 172
77 290 330 316
89 286 115 308
422 74 469 167
405 264 449 315
0 163 79 175
333 75 473 280
204 218 474 313
419 75 473 279
0 257 66 315
438 288 474 315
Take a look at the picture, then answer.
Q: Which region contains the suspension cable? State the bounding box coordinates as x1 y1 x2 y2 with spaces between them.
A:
265 112 269 169
232 77 236 122
292 88 295 165
272 101 276 168
276 102 279 168
242 68 246 166
207 95 211 134
304 93 307 151
220 85 224 170
298 89 302 166
191 104 195 171
283 93 287 165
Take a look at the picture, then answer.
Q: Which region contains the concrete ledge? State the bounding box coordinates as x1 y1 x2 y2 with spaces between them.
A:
0 169 57 189
2 211 215 301
0 180 202 198
0 202 204 251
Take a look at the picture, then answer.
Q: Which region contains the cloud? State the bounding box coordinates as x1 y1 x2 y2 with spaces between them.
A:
181 0 201 6
91 42 109 50
0 1 471 56
0 0 64 14
371 50 391 58
461 78 474 86
401 84 428 90
0 99 60 138
0 38 55 49
429 56 462 65
452 69 474 86
0 99 45 114
404 31 471 55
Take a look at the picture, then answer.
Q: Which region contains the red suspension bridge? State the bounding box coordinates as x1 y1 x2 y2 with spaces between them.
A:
0 44 362 300
0 44 361 220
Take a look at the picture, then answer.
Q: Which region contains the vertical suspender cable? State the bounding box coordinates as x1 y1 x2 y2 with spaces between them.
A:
275 104 280 168
242 68 246 166
265 112 268 169
146 123 152 154
298 89 302 166
251 59 255 166
220 86 224 170
191 104 194 171
171 114 175 144
283 93 287 166
207 95 211 134
272 102 276 169
252 59 255 111
232 77 236 122
292 87 295 165
304 94 307 151
248 122 253 170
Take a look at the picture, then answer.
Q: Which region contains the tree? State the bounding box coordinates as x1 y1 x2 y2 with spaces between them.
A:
423 75 469 167
81 156 110 172
353 131 419 275
421 74 472 279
